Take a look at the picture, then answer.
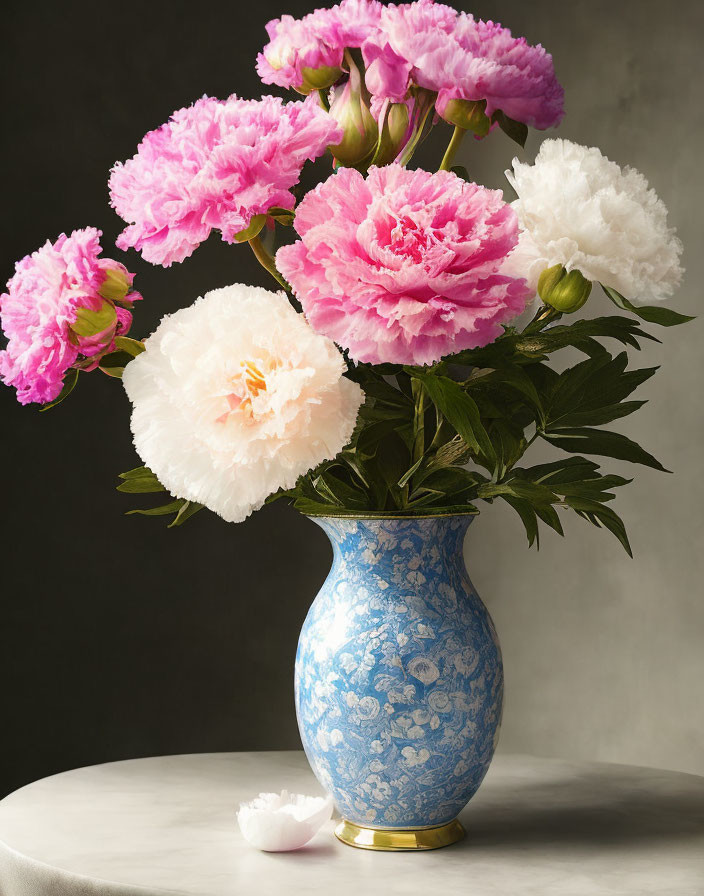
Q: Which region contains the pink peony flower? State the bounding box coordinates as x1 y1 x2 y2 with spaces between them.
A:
365 0 564 130
276 164 531 365
0 228 141 405
257 0 383 92
109 94 342 267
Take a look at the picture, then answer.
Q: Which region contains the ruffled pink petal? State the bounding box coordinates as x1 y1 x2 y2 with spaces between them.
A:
277 163 532 366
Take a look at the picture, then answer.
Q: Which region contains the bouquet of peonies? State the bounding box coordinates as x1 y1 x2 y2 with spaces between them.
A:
0 0 692 553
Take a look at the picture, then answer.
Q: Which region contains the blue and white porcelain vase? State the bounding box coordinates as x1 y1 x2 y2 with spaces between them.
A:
295 514 503 851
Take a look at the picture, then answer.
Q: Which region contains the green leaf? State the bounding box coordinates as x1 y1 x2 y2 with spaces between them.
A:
450 165 470 181
116 473 166 493
312 470 369 510
410 466 480 500
520 457 600 485
501 495 539 547
542 427 669 472
40 368 79 412
486 419 528 479
565 497 633 557
602 285 694 327
469 366 544 422
267 206 295 225
543 353 656 431
478 479 558 505
119 465 153 480
553 400 646 429
413 372 496 464
493 110 528 148
168 501 204 527
516 316 660 358
99 350 133 378
534 502 565 537
127 501 184 517
113 336 145 356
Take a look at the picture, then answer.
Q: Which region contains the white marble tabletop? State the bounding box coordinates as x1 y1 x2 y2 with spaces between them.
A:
0 751 702 896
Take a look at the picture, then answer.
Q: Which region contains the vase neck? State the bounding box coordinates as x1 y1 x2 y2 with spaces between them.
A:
311 516 474 568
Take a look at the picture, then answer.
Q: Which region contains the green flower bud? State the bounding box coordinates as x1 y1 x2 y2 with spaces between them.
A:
328 82 378 167
99 267 131 303
370 101 410 166
297 65 343 95
538 264 593 313
327 49 379 168
438 98 491 138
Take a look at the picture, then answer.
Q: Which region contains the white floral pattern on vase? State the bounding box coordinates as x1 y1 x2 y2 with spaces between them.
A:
295 515 503 829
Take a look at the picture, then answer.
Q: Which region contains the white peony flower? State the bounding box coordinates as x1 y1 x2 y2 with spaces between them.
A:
505 138 684 301
122 283 363 523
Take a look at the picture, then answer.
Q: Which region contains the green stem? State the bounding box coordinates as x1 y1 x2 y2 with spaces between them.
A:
523 304 562 334
411 379 427 465
248 235 289 292
439 125 467 171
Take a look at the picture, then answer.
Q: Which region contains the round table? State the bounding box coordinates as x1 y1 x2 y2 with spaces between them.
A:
0 752 702 896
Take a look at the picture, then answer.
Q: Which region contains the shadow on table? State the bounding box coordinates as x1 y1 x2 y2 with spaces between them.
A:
461 764 704 850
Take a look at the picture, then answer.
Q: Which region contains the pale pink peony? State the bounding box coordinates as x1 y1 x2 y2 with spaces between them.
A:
257 0 383 92
109 94 342 267
276 164 531 365
0 228 140 405
365 0 564 130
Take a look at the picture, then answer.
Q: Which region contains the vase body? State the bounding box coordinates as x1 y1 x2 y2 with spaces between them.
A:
295 515 503 842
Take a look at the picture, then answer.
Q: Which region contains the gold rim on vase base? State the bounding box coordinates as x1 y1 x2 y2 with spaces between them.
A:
334 818 466 851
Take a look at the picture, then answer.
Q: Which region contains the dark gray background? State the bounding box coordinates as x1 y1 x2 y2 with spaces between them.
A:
1 0 702 799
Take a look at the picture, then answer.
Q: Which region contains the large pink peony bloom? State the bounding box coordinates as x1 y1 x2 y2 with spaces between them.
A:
257 0 382 92
365 0 564 130
276 164 531 365
109 94 342 267
0 228 140 405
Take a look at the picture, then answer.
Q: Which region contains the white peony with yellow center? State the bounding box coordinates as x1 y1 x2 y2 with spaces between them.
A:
123 283 364 523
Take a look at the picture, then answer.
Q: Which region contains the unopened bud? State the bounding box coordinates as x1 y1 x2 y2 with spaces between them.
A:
98 264 132 303
371 101 411 166
437 97 491 138
538 264 592 313
298 65 342 94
